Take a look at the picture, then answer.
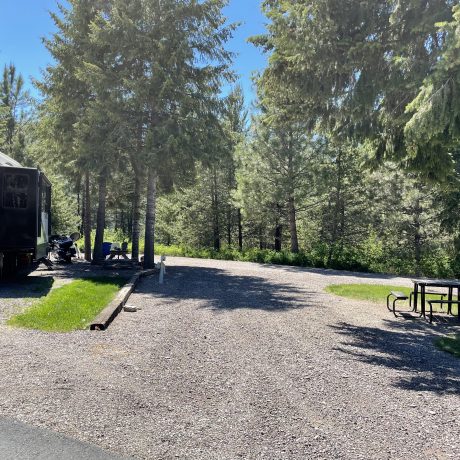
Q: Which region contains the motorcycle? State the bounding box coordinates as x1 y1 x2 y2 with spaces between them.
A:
48 232 81 263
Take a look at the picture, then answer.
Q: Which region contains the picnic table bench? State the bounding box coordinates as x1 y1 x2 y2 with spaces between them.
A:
426 299 460 323
387 291 408 317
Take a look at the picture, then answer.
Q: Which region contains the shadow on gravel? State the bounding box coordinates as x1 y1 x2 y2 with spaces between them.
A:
137 265 315 312
0 276 54 299
331 320 460 394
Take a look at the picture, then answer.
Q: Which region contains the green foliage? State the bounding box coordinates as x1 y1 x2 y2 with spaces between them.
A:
360 230 385 272
254 0 455 166
7 277 127 332
154 244 311 266
6 0 460 282
152 239 458 278
35 0 237 266
50 175 81 235
404 4 460 180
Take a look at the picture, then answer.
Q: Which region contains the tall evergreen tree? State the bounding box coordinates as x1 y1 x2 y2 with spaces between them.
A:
223 86 247 250
253 0 455 164
89 0 236 268
0 64 29 162
405 4 460 180
37 0 117 263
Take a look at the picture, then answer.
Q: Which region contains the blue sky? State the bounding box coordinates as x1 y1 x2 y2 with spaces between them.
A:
0 0 268 105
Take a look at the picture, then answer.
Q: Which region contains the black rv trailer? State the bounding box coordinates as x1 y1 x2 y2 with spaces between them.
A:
0 152 51 276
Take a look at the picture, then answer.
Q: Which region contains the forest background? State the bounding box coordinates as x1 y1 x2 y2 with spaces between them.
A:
2 0 460 277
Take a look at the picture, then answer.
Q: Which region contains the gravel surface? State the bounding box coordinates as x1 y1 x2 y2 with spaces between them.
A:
0 257 459 459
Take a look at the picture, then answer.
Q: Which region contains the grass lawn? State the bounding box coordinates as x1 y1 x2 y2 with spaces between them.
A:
8 277 127 332
325 283 458 315
435 334 460 358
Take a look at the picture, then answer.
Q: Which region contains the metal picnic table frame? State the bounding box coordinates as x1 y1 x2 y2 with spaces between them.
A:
412 279 460 321
107 249 129 260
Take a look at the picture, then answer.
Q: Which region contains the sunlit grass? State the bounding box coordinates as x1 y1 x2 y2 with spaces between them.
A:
325 283 458 315
8 277 127 332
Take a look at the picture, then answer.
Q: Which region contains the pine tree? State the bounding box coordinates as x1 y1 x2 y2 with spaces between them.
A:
37 0 119 263
88 0 236 268
0 64 29 162
253 0 454 162
405 4 460 180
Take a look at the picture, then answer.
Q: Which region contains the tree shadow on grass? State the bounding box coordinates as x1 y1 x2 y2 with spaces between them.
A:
331 319 460 394
136 265 315 312
0 276 54 299
0 273 127 302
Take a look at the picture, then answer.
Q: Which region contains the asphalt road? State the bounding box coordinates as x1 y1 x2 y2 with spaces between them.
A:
0 417 132 460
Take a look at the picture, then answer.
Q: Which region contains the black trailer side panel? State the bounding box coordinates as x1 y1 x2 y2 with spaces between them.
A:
36 173 52 259
0 167 38 253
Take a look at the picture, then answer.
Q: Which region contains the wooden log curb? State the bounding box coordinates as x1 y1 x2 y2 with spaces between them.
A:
90 269 156 331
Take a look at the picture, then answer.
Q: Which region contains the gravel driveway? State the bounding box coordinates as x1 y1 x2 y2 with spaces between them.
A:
0 257 459 459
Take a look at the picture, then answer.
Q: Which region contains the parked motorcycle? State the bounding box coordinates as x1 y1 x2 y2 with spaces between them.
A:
49 232 81 263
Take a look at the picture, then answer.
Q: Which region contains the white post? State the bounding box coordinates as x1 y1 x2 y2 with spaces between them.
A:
159 255 166 284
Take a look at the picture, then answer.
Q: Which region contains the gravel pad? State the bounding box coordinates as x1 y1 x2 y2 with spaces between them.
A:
0 257 459 459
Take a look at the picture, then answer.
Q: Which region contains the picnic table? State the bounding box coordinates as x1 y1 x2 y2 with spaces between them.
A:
412 279 460 321
108 249 129 260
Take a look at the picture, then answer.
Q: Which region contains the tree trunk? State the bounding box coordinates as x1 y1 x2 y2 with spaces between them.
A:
338 194 346 254
288 195 299 253
92 170 107 264
76 175 81 234
130 122 144 263
413 196 422 276
83 170 92 262
227 216 232 247
327 150 343 265
275 224 282 251
237 208 243 251
212 168 220 251
131 173 142 262
143 167 157 269
286 136 299 254
121 209 126 235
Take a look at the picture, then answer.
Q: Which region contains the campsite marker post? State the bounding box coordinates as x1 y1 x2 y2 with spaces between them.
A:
156 255 166 284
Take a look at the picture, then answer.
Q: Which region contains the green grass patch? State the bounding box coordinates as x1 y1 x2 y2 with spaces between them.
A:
325 283 458 315
435 334 460 358
325 284 413 303
8 277 127 332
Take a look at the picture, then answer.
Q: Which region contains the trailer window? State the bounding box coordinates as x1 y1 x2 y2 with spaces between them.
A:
3 174 29 209
40 183 50 213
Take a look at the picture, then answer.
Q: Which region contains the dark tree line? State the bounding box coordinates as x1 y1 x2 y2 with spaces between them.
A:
3 1 460 277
